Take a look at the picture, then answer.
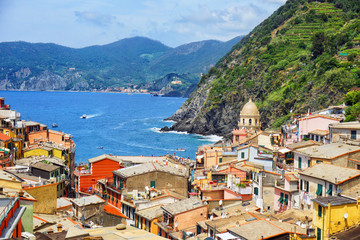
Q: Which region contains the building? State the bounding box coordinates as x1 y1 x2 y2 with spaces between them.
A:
293 142 360 171
75 154 123 194
227 219 307 239
0 196 26 239
299 163 360 210
238 98 261 131
237 144 274 171
313 195 360 240
113 162 188 197
308 129 330 144
252 170 281 212
330 121 360 143
273 173 299 212
298 114 340 140
70 195 105 223
120 188 186 226
156 197 208 238
24 182 58 214
135 205 162 235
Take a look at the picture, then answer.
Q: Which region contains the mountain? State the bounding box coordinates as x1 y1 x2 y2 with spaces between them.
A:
165 0 360 137
0 36 242 91
139 73 199 97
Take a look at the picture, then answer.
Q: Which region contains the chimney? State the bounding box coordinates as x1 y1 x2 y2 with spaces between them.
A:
19 190 24 197
57 224 62 232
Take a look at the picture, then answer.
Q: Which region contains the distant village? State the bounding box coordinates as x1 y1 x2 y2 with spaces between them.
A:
1 96 360 240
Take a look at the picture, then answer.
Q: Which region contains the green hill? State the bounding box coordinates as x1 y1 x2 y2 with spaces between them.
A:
166 0 360 137
0 36 242 91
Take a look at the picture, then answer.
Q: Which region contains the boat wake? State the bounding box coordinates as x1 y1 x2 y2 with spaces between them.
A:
86 113 102 119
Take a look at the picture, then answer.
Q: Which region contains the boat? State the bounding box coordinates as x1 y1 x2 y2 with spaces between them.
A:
52 123 58 128
97 146 103 149
80 114 87 119
176 148 186 152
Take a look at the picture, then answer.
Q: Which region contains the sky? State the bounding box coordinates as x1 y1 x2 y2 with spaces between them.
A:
0 0 286 48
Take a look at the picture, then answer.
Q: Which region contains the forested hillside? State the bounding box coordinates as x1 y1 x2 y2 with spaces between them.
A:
166 0 360 137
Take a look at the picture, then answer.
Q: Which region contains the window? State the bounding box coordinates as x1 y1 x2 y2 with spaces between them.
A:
298 157 302 169
351 130 357 140
241 152 245 158
316 135 319 142
243 119 245 125
249 119 252 126
316 184 323 196
326 184 333 196
150 181 156 188
278 192 284 203
219 158 223 163
317 227 321 240
308 159 311 168
254 187 259 195
318 205 322 217
284 194 289 205
255 119 258 125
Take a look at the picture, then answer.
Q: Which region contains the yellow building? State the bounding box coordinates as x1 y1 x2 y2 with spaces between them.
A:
24 146 52 158
23 145 66 161
135 205 162 235
313 195 360 240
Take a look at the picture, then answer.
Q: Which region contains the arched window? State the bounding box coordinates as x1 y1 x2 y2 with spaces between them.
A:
255 119 258 125
249 119 252 126
243 119 245 125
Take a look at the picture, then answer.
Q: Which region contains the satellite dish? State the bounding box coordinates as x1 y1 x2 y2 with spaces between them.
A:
219 200 223 206
344 213 348 219
210 215 213 220
174 222 178 227
145 186 149 191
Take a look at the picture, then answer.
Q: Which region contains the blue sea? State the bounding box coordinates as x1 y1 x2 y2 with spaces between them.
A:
0 91 221 163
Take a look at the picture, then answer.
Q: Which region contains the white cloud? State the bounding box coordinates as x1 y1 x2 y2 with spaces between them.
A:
75 11 115 26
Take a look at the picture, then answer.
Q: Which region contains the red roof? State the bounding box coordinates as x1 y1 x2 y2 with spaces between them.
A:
104 203 129 219
0 133 11 142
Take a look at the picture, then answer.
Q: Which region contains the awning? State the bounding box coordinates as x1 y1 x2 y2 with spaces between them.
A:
216 232 238 240
278 148 291 154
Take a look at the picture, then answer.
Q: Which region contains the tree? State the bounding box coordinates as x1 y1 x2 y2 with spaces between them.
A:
311 32 325 59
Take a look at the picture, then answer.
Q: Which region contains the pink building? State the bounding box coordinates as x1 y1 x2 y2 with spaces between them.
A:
273 174 299 213
298 115 340 140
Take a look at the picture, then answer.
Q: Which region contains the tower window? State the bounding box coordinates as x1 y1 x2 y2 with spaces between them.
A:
255 119 258 125
249 119 252 126
243 119 245 125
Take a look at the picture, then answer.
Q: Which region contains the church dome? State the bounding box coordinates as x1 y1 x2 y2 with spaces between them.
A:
240 98 260 117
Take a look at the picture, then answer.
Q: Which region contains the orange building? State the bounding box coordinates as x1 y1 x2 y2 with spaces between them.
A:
75 154 123 194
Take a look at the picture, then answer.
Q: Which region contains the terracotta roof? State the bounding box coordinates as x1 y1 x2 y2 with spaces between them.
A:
70 195 105 207
88 154 121 163
313 196 356 207
136 205 162 220
286 140 321 150
330 121 360 130
104 203 129 219
294 143 360 159
161 197 205 216
308 129 329 136
0 132 11 142
31 162 59 172
113 162 187 178
228 219 306 239
300 163 360 185
298 114 341 121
